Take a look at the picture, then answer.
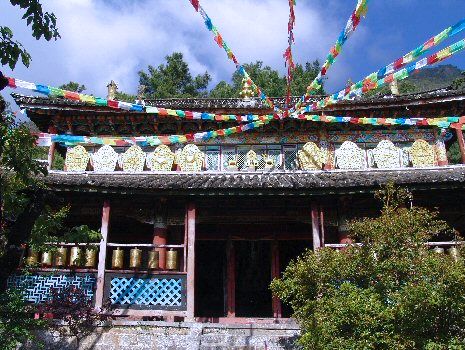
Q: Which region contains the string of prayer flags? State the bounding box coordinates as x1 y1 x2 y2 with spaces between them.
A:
192 1 278 111
290 0 370 114
297 38 465 114
284 0 297 113
35 113 464 149
189 0 199 11
4 74 270 123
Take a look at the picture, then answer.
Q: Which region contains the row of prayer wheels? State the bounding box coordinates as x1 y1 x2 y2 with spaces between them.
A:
25 247 98 268
111 248 179 270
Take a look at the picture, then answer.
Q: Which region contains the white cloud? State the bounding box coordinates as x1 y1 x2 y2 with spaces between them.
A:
1 0 366 105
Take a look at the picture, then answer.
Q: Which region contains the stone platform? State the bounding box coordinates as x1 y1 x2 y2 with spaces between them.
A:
27 320 301 350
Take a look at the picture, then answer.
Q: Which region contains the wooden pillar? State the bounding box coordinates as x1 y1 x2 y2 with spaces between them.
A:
186 202 196 320
226 239 236 318
311 203 321 251
95 200 110 309
320 205 325 247
456 127 465 164
47 126 57 171
271 240 282 318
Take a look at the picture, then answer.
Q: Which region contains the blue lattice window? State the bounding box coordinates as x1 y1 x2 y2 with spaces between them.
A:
7 273 97 304
105 273 187 311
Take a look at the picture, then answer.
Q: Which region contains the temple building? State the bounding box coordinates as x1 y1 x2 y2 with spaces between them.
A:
8 86 465 324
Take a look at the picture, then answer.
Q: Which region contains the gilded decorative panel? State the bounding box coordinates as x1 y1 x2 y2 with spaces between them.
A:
146 145 175 171
65 145 90 172
409 139 437 167
177 144 204 172
298 142 324 170
335 141 366 170
120 145 146 172
370 140 402 169
91 145 119 172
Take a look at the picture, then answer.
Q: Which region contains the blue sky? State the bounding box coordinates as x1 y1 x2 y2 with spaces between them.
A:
1 0 464 108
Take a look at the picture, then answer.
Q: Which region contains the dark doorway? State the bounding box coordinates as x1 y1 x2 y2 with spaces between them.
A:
235 241 272 317
195 241 226 317
280 240 311 318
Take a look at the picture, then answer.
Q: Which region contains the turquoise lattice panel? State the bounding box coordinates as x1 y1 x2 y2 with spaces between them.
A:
110 277 183 307
7 274 96 304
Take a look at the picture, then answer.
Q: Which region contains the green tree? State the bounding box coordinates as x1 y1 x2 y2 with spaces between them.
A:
210 60 323 98
139 52 211 98
1 0 60 69
59 81 86 93
271 183 465 349
451 71 465 90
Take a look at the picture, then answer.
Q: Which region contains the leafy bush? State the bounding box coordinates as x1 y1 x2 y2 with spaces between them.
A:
271 184 465 349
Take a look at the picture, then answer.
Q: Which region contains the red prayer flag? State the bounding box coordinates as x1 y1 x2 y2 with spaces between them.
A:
107 100 119 109
190 0 199 11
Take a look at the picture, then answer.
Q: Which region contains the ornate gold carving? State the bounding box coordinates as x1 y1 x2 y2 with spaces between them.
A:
65 145 90 172
298 142 324 170
177 144 204 172
409 139 437 167
120 145 146 172
245 150 258 170
370 140 401 169
91 145 119 172
335 141 366 170
146 145 175 171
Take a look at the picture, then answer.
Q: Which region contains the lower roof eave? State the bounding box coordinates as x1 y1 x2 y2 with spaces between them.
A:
41 166 465 196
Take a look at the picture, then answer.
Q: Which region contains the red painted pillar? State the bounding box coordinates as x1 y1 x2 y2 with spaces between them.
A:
95 200 110 309
47 126 57 171
456 127 465 164
186 202 196 320
226 239 236 318
311 203 321 251
153 224 168 270
271 240 282 318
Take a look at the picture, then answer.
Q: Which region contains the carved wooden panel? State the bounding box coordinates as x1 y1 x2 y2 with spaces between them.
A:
335 141 366 170
370 140 401 169
177 144 204 172
65 145 90 172
245 150 258 169
298 142 324 170
120 145 146 172
146 145 175 171
91 145 119 172
409 139 437 167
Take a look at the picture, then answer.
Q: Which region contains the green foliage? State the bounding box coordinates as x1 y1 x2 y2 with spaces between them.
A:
0 289 46 350
451 71 465 90
32 146 64 170
114 91 137 103
447 141 462 165
271 183 465 349
210 60 324 98
139 52 211 98
59 81 86 93
1 0 60 69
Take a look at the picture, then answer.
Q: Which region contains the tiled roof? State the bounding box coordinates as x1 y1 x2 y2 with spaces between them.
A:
42 166 465 195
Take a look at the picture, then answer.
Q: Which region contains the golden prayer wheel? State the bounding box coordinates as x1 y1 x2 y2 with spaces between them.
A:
85 248 97 268
54 247 68 267
448 246 460 262
41 250 53 267
111 248 124 269
432 246 444 254
166 249 178 271
69 247 82 267
26 248 39 265
148 250 160 270
129 247 142 269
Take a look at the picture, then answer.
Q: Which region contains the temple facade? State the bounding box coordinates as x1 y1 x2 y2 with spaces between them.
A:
8 88 465 323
